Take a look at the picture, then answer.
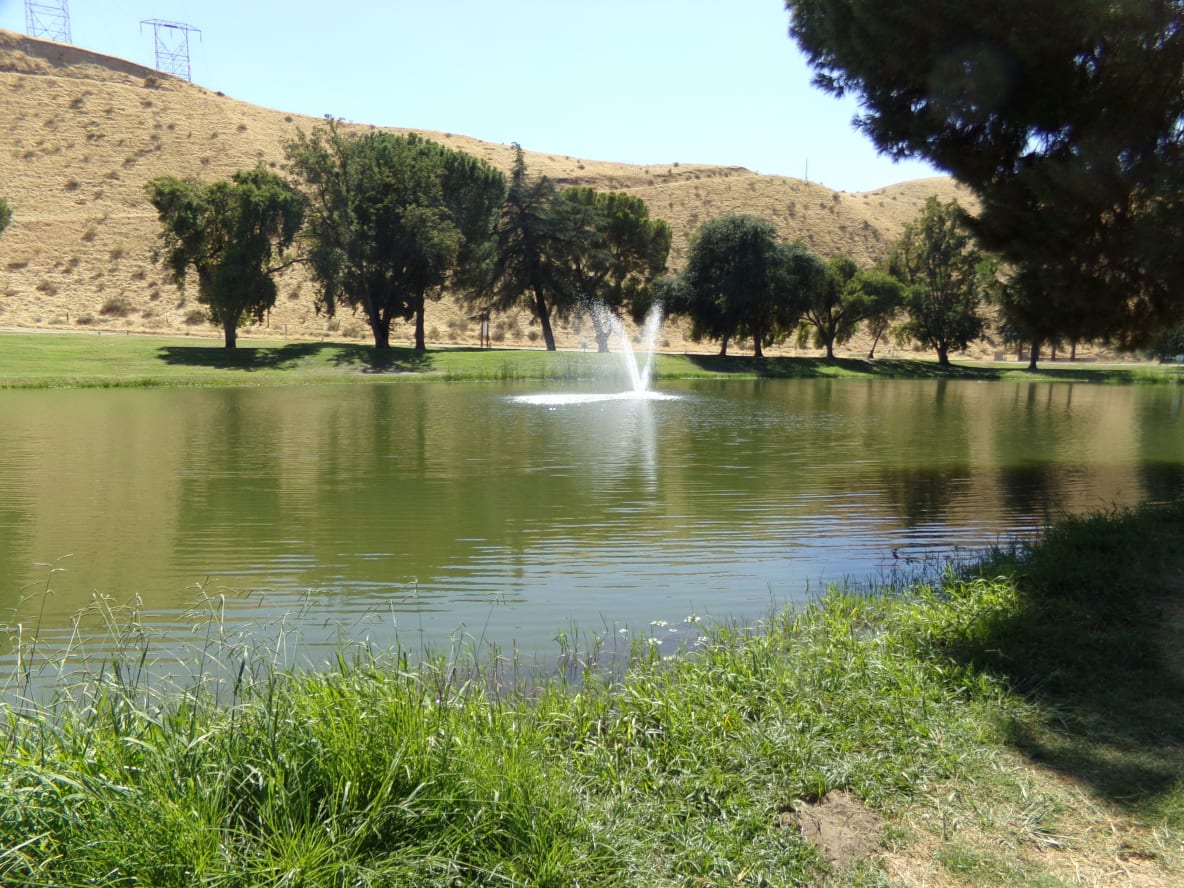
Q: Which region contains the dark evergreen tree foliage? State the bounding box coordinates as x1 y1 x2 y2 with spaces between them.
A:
799 254 904 359
665 215 816 357
786 0 1184 345
146 168 305 349
478 146 590 351
855 269 905 358
561 187 672 351
1149 324 1184 362
285 121 505 350
890 198 989 367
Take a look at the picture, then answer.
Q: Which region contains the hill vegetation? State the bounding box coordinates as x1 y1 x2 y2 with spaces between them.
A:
0 29 987 355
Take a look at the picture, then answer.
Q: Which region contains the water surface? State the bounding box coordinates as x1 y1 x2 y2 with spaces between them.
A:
1 378 1180 668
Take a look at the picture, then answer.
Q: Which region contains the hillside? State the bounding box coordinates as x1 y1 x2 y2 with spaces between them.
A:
0 29 972 354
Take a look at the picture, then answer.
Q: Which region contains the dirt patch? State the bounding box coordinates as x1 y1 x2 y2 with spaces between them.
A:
778 790 887 866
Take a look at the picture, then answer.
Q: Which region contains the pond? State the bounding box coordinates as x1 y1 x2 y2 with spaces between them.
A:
1 378 1181 674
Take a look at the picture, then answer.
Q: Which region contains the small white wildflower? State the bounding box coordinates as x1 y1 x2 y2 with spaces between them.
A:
650 619 668 628
647 637 662 646
684 613 701 624
618 627 629 636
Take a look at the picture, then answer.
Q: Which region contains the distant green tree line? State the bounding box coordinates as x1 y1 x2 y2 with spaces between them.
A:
146 122 1117 366
147 126 672 350
660 199 1000 367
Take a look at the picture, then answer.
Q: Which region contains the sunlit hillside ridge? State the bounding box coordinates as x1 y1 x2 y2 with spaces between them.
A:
0 29 970 353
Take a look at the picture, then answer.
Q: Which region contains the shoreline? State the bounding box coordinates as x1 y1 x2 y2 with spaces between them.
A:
1 328 1177 389
1 502 1181 884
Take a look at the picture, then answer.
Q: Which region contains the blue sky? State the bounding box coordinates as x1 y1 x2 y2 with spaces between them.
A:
0 0 941 192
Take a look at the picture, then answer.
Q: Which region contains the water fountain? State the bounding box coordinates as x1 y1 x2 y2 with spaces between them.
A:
614 304 664 395
514 304 678 405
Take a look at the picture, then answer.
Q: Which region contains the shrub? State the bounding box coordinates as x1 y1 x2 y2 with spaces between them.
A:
99 296 133 317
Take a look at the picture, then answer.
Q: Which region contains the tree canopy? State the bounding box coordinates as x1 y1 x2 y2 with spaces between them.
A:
477 146 592 351
664 214 816 358
0 198 11 240
285 121 505 350
786 0 1184 345
798 254 903 359
890 198 989 367
561 187 672 351
146 168 305 349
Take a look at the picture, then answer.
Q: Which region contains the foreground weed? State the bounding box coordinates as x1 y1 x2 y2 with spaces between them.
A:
2 502 1182 885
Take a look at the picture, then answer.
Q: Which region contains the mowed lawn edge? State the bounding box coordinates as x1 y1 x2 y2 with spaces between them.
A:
1 330 1180 388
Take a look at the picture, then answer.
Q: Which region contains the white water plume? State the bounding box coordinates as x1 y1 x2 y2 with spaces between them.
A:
513 303 674 406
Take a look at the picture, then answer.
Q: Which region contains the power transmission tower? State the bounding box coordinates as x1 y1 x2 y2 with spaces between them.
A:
140 19 201 82
25 1 72 44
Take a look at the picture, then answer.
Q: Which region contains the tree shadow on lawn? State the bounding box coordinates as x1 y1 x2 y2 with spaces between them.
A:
685 355 1163 383
943 503 1184 820
685 354 1001 379
156 343 435 374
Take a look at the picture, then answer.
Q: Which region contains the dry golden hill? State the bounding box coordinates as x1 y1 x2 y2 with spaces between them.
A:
1 29 973 354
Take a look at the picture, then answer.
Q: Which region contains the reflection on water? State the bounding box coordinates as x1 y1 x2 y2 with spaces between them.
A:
0 378 1181 670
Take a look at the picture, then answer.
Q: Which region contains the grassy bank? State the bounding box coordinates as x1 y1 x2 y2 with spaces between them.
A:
0 330 1178 388
2 503 1181 886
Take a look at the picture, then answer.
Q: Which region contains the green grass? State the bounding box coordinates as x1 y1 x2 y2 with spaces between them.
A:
2 502 1182 885
1 331 1178 388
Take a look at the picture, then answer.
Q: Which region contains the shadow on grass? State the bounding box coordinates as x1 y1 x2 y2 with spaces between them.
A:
949 503 1184 819
686 355 1175 383
325 345 435 373
685 355 1002 379
156 343 436 374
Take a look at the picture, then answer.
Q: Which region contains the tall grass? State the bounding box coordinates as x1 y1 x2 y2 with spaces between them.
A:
0 596 996 885
2 502 1182 885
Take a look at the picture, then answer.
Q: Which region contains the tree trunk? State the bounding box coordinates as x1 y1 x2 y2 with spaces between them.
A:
371 317 391 349
719 335 729 357
590 312 612 352
867 323 885 359
532 285 556 350
753 339 764 358
1027 340 1040 371
413 297 426 352
936 343 950 367
222 319 237 349
825 339 835 360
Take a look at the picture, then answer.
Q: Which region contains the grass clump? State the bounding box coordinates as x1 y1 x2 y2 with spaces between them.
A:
1 597 998 886
1 502 1182 885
